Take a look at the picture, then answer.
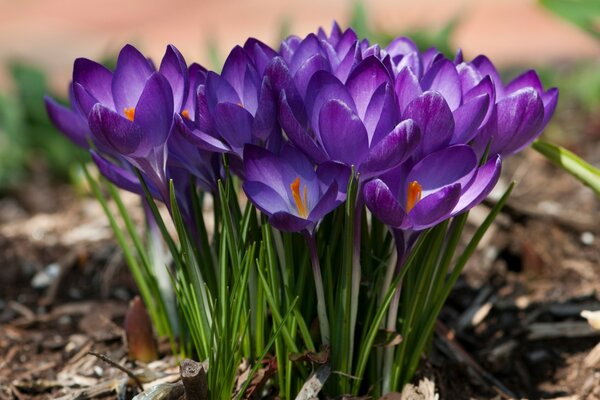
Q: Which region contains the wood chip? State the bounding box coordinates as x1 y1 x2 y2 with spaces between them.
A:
584 341 600 368
528 321 600 340
294 364 331 400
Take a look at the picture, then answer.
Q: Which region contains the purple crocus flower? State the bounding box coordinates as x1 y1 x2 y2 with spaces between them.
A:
176 39 281 162
270 55 421 178
46 44 190 202
242 144 348 233
393 60 492 158
364 145 501 231
463 56 558 156
280 22 364 91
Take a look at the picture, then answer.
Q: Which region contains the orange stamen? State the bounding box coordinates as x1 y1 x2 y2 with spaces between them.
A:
406 180 422 212
181 109 190 120
124 107 135 122
290 177 309 218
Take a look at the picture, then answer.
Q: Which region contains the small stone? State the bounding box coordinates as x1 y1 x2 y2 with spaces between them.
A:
581 231 595 246
31 263 60 289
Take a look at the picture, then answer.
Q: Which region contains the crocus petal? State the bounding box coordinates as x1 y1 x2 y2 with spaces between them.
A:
335 42 361 83
73 58 114 109
367 83 399 146
451 93 489 144
407 145 477 198
305 70 356 139
159 44 189 112
452 155 501 214
395 67 423 114
316 161 351 197
205 73 239 111
409 184 461 230
243 180 291 215
279 91 328 164
420 59 461 111
360 119 420 177
308 181 342 221
181 63 207 117
241 67 259 113
243 38 278 76
491 88 544 155
269 211 312 232
174 114 230 153
91 151 145 196
278 144 321 208
403 91 454 157
289 34 324 74
457 62 484 94
506 70 543 95
280 35 302 63
133 73 174 150
252 77 278 141
364 178 406 228
195 85 213 133
44 96 90 148
214 102 253 154
318 99 369 165
395 52 422 79
541 88 559 128
112 45 155 113
346 56 392 120
73 82 102 116
472 55 504 98
386 37 419 59
243 145 288 199
294 54 330 98
221 46 255 99
89 104 142 155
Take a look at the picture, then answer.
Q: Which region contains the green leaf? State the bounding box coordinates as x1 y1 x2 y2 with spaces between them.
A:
533 139 600 197
539 0 600 40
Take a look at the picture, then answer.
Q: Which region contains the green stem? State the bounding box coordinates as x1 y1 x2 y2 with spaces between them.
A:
306 233 330 345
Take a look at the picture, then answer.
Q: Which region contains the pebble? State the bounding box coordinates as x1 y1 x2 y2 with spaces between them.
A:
31 263 60 289
580 231 595 246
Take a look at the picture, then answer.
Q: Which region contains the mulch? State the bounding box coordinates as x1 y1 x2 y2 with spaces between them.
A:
1 140 599 399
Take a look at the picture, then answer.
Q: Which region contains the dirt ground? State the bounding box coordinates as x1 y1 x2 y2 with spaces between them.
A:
1 53 600 397
1 128 600 400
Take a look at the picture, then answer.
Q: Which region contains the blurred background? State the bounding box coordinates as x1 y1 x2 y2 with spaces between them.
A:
0 0 598 191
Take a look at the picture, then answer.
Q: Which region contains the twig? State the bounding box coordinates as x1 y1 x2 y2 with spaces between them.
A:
294 365 331 400
483 198 600 233
180 358 207 400
87 351 144 392
435 322 517 399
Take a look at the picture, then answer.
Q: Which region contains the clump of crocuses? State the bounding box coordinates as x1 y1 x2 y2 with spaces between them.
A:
46 22 557 398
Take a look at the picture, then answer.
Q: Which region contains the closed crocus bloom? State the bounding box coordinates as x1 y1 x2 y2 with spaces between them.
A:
45 84 94 149
273 56 421 179
281 23 363 90
364 145 501 231
242 144 349 233
394 62 491 155
466 56 558 156
177 39 281 160
46 44 191 202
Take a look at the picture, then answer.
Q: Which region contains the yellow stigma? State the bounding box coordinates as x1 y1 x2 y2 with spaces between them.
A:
406 180 422 212
124 107 136 122
290 177 309 218
181 109 190 120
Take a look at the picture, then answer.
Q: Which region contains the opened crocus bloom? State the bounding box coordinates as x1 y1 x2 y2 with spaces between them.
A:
243 144 349 232
364 145 501 231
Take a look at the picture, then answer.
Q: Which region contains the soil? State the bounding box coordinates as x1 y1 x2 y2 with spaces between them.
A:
1 122 599 399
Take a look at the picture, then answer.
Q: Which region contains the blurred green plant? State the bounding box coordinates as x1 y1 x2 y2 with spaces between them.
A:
349 0 459 58
533 140 600 197
539 0 600 40
0 62 88 191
